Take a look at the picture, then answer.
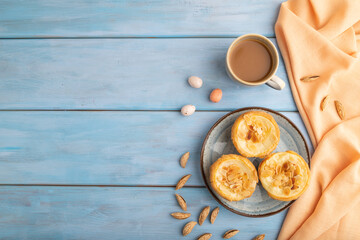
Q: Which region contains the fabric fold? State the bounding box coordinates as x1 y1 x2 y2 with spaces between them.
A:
275 0 360 239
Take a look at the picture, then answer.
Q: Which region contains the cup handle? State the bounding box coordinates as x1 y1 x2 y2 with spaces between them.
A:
266 75 286 90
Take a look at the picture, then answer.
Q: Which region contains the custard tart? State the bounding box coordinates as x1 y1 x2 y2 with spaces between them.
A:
231 111 280 158
210 154 258 201
258 151 310 201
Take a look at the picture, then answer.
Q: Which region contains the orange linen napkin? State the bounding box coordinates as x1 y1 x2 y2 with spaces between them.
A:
275 0 360 239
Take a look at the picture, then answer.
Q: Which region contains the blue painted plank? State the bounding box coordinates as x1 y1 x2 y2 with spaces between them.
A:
0 186 285 239
0 0 284 38
0 111 311 185
0 38 295 111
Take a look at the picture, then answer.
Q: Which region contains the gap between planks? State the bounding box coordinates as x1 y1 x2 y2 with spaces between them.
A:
0 109 298 113
0 184 205 188
0 35 276 40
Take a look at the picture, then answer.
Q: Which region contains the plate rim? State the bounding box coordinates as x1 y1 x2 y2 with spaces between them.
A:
200 107 310 218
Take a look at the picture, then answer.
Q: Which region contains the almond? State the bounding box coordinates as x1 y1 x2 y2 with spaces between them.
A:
170 212 191 220
300 75 319 82
253 234 265 240
335 100 345 120
188 76 203 88
198 206 210 225
183 221 197 236
223 229 239 239
210 88 222 103
176 174 191 190
210 207 219 224
180 152 190 168
320 95 330 111
175 194 187 211
181 105 196 116
198 233 212 240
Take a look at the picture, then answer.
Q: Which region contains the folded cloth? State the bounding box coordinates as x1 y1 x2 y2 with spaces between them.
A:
275 0 360 239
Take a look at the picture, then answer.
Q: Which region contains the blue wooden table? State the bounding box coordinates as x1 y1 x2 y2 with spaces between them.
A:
0 1 312 239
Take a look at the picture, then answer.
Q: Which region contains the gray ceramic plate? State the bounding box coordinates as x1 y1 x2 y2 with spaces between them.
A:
200 107 310 217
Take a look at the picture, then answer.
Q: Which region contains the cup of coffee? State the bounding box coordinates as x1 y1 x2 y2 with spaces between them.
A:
226 34 285 90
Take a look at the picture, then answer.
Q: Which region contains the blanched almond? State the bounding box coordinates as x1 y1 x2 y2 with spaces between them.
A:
181 105 196 116
188 76 203 88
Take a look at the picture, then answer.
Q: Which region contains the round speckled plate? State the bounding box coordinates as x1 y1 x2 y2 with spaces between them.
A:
200 107 310 217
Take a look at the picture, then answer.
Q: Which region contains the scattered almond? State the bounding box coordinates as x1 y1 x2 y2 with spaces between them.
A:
300 75 319 82
253 234 265 240
210 207 219 224
335 100 345 120
180 152 190 168
175 194 187 211
181 105 196 116
183 221 197 236
176 174 191 190
198 233 212 240
170 212 191 220
188 76 203 88
210 88 222 103
223 229 239 239
199 206 210 225
320 95 330 111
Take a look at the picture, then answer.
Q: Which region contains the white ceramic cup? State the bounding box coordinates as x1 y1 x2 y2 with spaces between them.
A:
226 34 285 90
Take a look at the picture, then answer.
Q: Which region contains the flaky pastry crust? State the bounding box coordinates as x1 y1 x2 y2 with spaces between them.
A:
231 111 280 158
210 154 258 201
258 151 310 201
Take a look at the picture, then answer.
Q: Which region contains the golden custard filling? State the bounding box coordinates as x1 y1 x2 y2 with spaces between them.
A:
259 151 310 201
231 111 280 158
210 154 258 201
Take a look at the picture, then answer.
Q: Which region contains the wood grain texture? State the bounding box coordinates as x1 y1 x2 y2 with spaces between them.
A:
0 186 286 239
0 38 295 111
0 111 311 185
0 0 284 38
0 0 302 237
